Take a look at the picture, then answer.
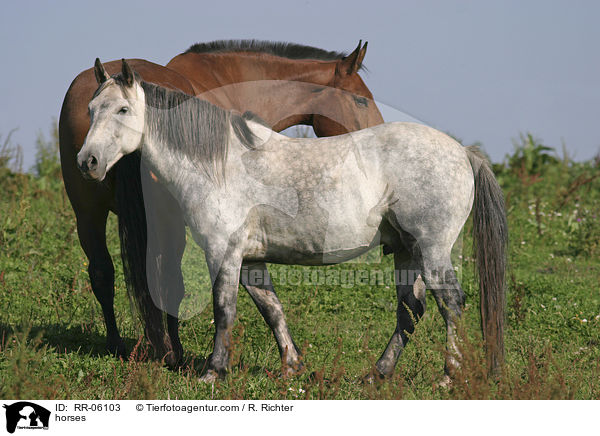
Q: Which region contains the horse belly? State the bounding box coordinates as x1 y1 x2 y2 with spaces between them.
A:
244 184 384 266
256 223 381 266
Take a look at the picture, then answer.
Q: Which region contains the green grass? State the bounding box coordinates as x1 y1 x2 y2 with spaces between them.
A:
0 132 599 399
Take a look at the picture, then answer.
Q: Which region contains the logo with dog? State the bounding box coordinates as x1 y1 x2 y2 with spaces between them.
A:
2 402 50 433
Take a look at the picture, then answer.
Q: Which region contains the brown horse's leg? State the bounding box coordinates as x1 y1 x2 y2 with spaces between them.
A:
241 262 302 375
76 206 127 357
147 215 186 367
163 223 186 367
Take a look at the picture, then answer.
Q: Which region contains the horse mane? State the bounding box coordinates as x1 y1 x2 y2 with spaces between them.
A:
184 39 349 62
141 81 257 184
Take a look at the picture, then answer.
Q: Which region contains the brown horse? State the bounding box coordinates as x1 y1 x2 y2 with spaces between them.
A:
59 40 384 365
166 40 382 134
59 59 195 360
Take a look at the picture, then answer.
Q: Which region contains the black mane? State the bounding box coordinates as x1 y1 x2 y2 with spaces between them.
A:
184 39 348 62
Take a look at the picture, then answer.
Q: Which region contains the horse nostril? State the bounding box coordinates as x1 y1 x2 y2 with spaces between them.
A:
87 155 98 171
78 159 88 172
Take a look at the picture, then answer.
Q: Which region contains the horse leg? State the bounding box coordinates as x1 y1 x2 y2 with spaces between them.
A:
76 207 126 357
148 221 186 367
166 315 184 368
375 251 426 377
200 251 244 382
142 174 186 367
240 262 301 374
420 244 465 380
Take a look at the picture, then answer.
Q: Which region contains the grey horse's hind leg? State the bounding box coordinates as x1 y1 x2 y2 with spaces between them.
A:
375 251 427 377
241 262 302 374
420 245 465 379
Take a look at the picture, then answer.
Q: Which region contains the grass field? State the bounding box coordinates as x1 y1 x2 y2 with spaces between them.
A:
1 129 599 399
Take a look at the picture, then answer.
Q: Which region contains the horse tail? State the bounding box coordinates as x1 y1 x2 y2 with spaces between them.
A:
465 145 508 377
115 152 168 356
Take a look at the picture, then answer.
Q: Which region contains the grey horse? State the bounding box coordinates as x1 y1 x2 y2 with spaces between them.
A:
78 59 507 383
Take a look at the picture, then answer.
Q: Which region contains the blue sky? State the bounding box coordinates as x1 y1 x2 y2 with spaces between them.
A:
1 0 599 168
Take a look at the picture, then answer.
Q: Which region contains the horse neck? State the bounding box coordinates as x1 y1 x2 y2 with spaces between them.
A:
168 53 337 129
139 127 193 193
140 94 243 194
171 52 337 88
139 119 206 194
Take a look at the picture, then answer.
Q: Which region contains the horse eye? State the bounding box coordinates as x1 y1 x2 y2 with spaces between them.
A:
353 96 368 107
118 107 129 114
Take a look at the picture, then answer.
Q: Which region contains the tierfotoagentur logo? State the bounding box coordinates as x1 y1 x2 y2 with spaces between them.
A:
2 402 50 433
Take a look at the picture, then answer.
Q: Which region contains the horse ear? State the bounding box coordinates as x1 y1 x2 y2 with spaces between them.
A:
94 58 110 85
356 41 368 70
121 59 135 87
339 40 366 75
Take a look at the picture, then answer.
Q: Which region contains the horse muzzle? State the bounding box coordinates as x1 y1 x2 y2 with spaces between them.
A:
77 150 106 181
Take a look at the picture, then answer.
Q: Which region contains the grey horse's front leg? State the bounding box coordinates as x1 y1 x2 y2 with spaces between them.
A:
241 262 301 374
200 253 243 382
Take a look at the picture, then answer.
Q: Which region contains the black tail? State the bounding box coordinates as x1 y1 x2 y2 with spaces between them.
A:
115 152 169 359
466 146 508 376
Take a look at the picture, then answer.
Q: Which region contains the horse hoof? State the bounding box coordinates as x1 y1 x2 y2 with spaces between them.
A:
281 362 303 378
199 370 219 384
436 374 452 388
362 370 387 385
163 351 184 369
106 340 128 359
